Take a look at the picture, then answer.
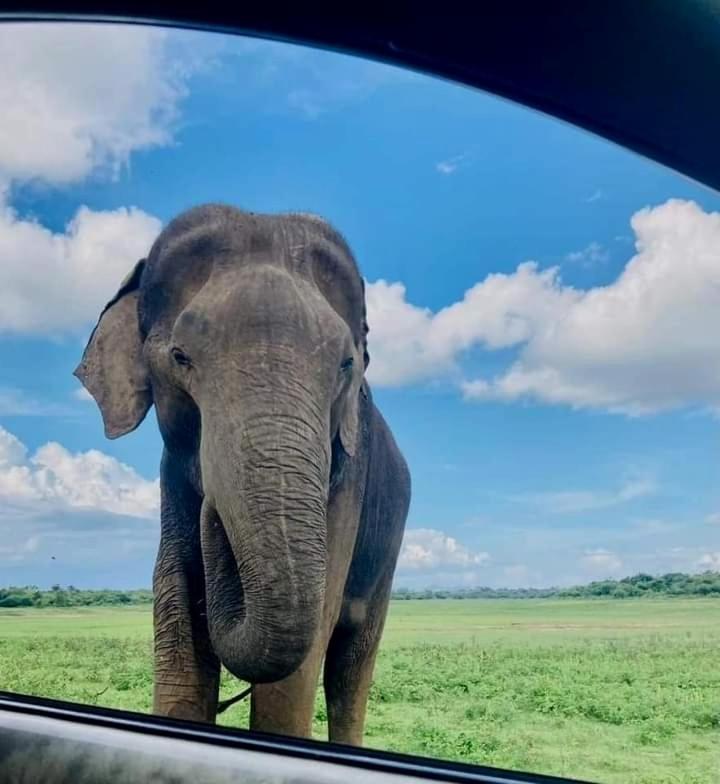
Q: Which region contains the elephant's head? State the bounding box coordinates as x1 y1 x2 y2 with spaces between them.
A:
74 205 369 683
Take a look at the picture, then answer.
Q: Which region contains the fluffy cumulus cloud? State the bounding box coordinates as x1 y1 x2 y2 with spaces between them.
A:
0 23 189 184
367 200 720 416
398 528 489 572
0 426 159 578
366 262 577 387
0 23 202 335
0 425 159 519
365 281 448 387
0 199 161 334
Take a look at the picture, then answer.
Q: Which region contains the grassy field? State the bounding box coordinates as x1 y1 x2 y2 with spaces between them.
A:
2 598 718 783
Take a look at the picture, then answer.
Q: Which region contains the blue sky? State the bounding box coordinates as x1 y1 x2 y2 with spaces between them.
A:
1 23 719 589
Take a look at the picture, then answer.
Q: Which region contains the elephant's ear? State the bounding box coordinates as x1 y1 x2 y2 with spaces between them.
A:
339 346 365 458
360 278 370 370
339 279 370 457
74 259 152 440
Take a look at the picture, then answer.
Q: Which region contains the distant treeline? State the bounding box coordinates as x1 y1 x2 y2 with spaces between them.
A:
0 585 153 608
393 571 720 600
1 572 719 608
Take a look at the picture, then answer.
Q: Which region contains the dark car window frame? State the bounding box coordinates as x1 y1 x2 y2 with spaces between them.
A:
0 5 718 784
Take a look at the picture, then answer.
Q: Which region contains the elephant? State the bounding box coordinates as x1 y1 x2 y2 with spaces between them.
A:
74 204 411 745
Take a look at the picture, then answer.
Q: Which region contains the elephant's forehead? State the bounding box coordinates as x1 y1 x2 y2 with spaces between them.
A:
139 208 364 337
148 221 358 292
151 217 335 269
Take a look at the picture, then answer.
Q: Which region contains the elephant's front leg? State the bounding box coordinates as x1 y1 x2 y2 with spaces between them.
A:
153 451 220 722
249 637 325 738
324 587 391 746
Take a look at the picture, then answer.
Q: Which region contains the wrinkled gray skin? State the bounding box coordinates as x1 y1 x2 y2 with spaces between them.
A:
75 205 410 744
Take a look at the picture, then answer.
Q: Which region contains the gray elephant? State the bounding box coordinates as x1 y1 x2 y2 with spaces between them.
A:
75 205 411 745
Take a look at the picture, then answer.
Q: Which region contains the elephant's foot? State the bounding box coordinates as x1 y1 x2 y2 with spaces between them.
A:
249 657 324 740
153 681 218 723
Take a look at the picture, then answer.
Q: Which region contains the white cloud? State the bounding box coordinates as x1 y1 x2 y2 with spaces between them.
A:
697 552 720 570
0 428 29 468
580 548 623 575
0 24 189 337
585 189 604 203
515 474 657 514
0 23 190 184
435 154 466 175
0 425 159 519
367 199 720 416
0 198 161 334
398 528 489 572
365 280 445 386
0 427 159 575
464 200 720 413
564 241 609 266
366 262 574 387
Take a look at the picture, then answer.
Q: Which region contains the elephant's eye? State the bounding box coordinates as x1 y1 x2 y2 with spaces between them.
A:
340 356 354 372
171 347 192 367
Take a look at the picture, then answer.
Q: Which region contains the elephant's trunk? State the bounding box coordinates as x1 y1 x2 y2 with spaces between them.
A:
200 409 329 684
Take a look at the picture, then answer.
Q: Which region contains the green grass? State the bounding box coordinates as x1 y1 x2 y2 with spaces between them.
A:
2 599 719 783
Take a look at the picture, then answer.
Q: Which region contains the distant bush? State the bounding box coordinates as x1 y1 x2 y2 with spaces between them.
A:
0 594 34 607
0 585 153 608
392 571 720 600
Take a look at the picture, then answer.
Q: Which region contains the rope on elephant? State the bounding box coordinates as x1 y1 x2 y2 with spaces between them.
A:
216 685 253 714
